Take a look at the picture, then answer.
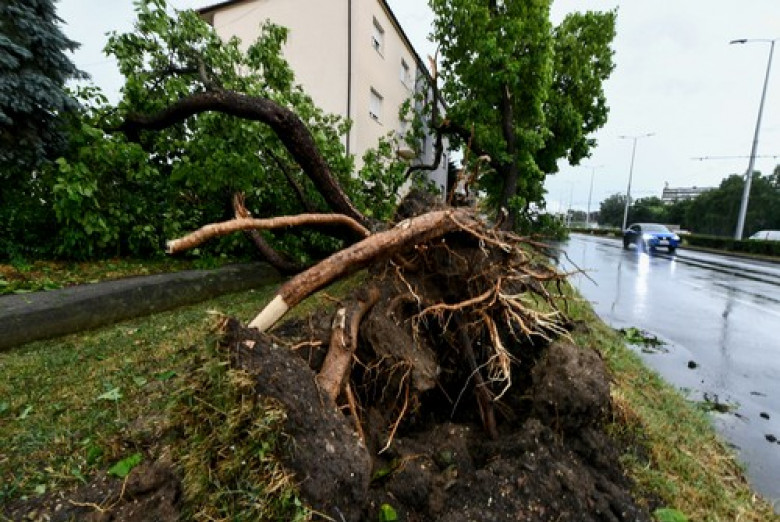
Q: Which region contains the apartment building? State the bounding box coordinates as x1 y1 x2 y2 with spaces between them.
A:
198 0 449 196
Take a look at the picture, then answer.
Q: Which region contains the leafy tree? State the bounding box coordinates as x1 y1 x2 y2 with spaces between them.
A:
1 0 414 261
597 193 626 228
628 196 666 224
680 171 780 236
0 0 85 171
429 0 616 228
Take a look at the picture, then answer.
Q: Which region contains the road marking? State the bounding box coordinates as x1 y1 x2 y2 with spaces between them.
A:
678 280 780 318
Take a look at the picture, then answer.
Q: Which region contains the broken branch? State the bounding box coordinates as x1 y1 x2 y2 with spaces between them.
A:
166 213 371 254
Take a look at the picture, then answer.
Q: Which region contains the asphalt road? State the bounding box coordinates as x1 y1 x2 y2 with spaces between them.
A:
560 234 780 508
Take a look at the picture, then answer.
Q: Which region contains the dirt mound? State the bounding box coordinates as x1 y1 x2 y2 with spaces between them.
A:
222 325 650 521
213 205 653 521
3 203 652 520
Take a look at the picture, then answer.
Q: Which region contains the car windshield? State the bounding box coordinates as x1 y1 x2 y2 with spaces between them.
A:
641 224 670 233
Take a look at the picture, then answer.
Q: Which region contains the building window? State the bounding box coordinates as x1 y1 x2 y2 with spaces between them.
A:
369 88 383 122
400 59 411 87
371 18 385 55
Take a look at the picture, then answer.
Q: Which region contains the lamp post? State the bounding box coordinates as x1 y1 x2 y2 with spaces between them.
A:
618 133 654 231
730 38 777 240
582 164 603 226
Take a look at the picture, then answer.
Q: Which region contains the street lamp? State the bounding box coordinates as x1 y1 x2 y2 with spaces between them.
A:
618 133 655 230
582 164 603 226
730 38 778 240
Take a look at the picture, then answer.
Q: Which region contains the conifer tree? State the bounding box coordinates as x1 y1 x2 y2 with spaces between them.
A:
0 0 85 173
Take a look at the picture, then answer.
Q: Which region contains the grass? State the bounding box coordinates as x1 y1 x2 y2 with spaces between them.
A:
0 263 777 520
564 290 777 521
0 277 311 519
0 257 235 295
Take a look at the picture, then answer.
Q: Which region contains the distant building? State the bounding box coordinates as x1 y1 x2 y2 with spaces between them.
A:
661 182 713 204
198 0 449 195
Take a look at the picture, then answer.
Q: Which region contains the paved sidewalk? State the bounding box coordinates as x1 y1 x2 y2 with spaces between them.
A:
0 263 280 351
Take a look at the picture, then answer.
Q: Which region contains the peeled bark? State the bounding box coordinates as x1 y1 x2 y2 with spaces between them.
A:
166 213 370 254
317 287 380 402
249 208 474 331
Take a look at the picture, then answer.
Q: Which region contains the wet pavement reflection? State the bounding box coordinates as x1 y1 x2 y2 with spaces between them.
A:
561 234 780 508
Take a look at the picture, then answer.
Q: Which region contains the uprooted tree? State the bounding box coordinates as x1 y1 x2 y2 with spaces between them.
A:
60 1 647 519
0 0 647 520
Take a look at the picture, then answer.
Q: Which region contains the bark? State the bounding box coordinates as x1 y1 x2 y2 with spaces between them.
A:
317 287 380 402
166 213 370 254
498 85 519 231
249 208 475 331
233 193 303 275
115 89 366 225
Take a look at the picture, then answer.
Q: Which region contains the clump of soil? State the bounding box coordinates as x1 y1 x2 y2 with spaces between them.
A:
3 198 653 520
212 199 653 521
3 461 181 522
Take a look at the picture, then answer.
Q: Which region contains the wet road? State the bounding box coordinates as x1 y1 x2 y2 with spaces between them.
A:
560 234 780 507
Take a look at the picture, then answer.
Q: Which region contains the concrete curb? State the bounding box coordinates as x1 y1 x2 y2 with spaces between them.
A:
0 263 280 351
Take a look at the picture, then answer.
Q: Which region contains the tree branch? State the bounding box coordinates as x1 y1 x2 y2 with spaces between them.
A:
248 208 475 332
233 193 303 274
114 89 367 225
166 213 371 254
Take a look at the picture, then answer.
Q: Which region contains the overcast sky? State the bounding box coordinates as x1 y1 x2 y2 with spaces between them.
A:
57 0 780 213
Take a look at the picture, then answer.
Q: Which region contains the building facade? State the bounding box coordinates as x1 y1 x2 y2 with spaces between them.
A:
198 0 449 196
661 183 713 204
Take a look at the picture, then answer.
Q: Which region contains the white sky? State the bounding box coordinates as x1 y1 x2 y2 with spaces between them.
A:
57 0 780 213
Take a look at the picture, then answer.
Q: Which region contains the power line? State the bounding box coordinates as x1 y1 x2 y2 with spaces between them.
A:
692 155 780 161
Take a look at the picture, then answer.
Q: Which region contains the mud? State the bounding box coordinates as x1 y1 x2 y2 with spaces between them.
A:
3 195 655 520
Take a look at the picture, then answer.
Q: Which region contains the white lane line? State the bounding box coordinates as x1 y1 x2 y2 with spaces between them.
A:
678 280 780 318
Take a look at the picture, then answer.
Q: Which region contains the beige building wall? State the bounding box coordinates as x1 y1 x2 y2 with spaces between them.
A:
204 0 349 119
200 0 448 195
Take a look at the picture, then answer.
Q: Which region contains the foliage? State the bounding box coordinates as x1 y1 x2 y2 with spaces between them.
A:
429 0 616 226
628 196 667 224
0 0 85 173
598 193 627 228
357 133 409 220
682 172 780 236
1 0 415 261
596 169 780 237
681 233 780 257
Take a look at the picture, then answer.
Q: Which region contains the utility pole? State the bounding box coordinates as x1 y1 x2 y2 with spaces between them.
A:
618 133 654 230
730 38 777 239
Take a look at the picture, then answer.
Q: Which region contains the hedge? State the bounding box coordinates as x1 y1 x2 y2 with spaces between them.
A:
569 227 780 258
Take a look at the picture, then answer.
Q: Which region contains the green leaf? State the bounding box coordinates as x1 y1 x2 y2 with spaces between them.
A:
108 453 143 478
653 508 688 522
97 387 122 401
86 445 104 466
18 405 33 419
379 503 398 522
133 376 148 387
155 370 177 381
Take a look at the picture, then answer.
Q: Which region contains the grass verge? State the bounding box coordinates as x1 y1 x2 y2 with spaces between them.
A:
564 289 777 521
0 257 236 295
0 269 776 520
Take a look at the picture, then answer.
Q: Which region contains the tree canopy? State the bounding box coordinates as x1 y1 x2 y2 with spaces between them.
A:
430 0 616 228
597 168 780 235
0 0 85 173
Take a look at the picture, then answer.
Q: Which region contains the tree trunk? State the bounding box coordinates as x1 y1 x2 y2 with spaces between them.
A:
498 85 519 231
249 208 474 331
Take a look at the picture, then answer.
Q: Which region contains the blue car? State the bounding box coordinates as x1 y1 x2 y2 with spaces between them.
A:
623 223 681 253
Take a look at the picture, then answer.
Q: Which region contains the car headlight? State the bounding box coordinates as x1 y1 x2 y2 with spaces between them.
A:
642 233 654 240
672 234 680 241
